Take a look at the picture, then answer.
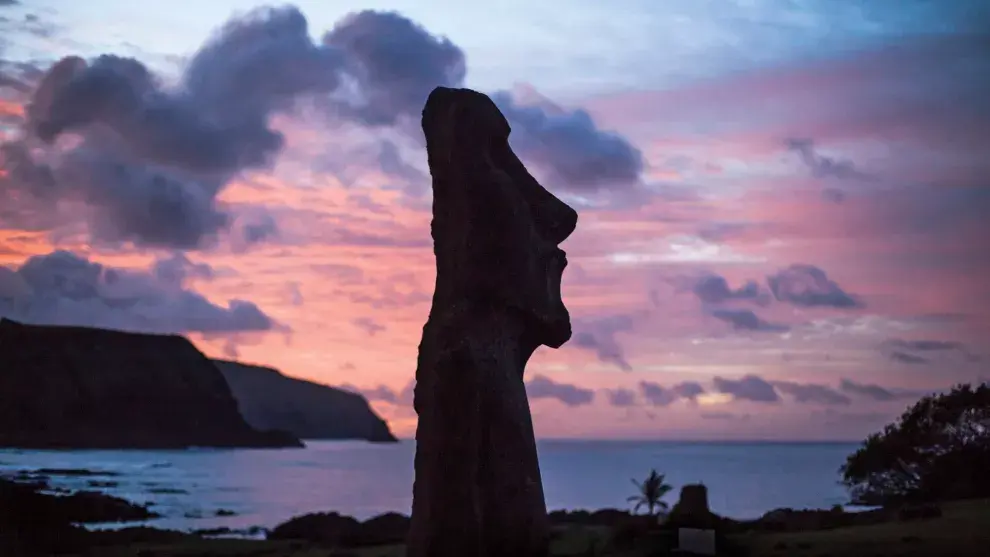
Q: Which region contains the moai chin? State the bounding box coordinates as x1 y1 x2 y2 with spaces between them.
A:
406 86 578 557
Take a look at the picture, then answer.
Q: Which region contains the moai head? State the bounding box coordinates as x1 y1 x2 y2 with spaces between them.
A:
422 87 578 349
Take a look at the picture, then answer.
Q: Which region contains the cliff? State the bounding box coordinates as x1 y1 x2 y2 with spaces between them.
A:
213 360 397 443
0 319 302 449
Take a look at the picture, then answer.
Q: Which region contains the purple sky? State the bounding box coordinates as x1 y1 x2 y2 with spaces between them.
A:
0 0 987 440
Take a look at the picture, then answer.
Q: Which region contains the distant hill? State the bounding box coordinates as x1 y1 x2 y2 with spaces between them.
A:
0 318 301 449
213 360 397 443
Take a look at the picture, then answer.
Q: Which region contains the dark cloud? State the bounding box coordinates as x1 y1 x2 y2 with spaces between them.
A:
0 7 453 248
887 339 964 351
319 227 431 248
771 380 851 405
710 308 787 332
766 264 863 309
6 13 57 40
700 411 748 421
679 265 860 327
322 10 465 127
712 375 780 403
0 250 277 334
882 338 974 365
603 387 637 407
342 379 415 406
571 315 634 371
310 263 365 284
346 193 393 216
351 316 385 336
692 273 764 304
151 252 214 284
0 55 45 94
785 137 874 181
525 375 595 407
1 6 646 247
696 222 755 243
379 140 426 181
890 350 929 365
229 210 279 251
77 10 335 164
20 6 426 249
341 284 431 309
0 1 21 6
837 378 926 402
838 378 896 401
4 4 347 249
638 380 704 407
492 91 644 192
346 375 595 409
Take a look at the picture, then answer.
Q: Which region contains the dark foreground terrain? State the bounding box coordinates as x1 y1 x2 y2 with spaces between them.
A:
3 475 988 557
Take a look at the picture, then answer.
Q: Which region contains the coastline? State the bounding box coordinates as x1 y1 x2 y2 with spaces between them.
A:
0 440 858 529
4 471 985 557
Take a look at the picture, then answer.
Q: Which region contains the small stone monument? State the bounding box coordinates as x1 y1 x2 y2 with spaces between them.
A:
671 484 717 555
678 484 711 520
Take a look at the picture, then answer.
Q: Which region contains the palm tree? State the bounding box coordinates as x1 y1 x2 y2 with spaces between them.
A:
627 469 673 516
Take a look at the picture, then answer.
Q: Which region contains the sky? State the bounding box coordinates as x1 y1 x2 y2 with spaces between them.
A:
0 0 987 441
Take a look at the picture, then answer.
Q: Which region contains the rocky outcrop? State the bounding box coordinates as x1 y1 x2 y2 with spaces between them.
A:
0 476 194 556
407 87 578 557
269 511 410 547
0 319 301 449
213 360 397 443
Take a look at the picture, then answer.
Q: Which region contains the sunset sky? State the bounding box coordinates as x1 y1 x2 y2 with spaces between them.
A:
1 0 987 441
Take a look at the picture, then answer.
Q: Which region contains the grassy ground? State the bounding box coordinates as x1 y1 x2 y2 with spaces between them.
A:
82 528 609 557
82 500 990 557
734 499 990 557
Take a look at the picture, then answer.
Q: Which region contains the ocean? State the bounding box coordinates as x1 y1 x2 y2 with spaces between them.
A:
0 440 859 534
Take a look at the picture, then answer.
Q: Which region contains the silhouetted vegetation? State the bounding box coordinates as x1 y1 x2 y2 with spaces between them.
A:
627 469 673 516
840 382 990 506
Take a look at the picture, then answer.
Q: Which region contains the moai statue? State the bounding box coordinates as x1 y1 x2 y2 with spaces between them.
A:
406 87 578 557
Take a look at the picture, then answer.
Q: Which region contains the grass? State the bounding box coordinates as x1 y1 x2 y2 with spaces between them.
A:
80 499 990 557
735 499 990 557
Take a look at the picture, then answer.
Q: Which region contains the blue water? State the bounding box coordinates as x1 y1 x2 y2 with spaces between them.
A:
0 440 858 534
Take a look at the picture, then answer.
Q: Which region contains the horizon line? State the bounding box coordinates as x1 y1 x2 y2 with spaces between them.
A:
376 438 862 445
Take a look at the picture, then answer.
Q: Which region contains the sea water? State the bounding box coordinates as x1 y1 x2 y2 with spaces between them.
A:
0 440 857 533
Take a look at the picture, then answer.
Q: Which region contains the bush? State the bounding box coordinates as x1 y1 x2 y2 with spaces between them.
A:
841 383 990 506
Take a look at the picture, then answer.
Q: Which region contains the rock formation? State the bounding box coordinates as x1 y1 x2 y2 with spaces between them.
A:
214 360 397 443
0 319 301 449
407 87 578 557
